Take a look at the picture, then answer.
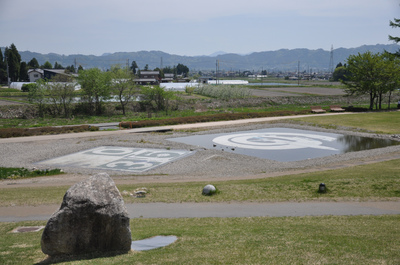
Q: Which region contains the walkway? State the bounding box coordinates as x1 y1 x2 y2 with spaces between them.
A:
0 112 353 144
1 201 399 222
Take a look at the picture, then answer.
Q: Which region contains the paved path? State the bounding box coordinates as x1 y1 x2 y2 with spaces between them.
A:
0 112 353 144
1 201 399 222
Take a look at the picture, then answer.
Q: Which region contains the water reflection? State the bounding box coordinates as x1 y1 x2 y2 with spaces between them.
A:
169 128 399 162
337 135 399 153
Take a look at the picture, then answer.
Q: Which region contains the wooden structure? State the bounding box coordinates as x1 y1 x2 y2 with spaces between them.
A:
310 106 326 113
329 105 345 112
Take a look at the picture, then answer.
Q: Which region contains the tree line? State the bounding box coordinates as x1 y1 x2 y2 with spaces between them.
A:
0 43 80 83
27 66 176 118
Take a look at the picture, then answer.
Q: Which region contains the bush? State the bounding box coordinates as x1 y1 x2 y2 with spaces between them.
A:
21 83 37 92
0 125 99 138
119 110 309 129
0 167 63 180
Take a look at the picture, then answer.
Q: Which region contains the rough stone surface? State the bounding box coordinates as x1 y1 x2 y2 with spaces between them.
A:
41 173 132 256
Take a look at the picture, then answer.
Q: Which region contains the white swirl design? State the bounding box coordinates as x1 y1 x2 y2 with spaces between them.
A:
212 133 338 151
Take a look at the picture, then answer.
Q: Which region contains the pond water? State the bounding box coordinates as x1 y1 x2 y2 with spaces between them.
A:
168 128 399 162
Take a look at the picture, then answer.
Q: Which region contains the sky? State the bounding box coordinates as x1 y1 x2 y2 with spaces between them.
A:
0 0 399 56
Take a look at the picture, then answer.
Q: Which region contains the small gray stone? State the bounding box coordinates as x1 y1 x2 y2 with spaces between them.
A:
41 173 132 256
202 184 216 195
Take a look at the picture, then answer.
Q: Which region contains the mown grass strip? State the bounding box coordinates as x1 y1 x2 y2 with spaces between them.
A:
1 159 399 206
293 111 400 134
1 216 399 264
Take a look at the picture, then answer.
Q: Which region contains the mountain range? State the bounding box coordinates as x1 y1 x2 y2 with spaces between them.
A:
5 44 400 72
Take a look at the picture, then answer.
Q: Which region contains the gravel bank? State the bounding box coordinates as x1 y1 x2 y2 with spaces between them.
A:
1 120 400 183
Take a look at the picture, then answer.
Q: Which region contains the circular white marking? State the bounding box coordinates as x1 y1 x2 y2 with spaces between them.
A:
213 133 338 151
92 147 133 155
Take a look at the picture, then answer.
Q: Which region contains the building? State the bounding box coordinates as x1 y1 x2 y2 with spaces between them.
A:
43 69 71 80
28 69 44 82
161 73 174 83
134 71 160 85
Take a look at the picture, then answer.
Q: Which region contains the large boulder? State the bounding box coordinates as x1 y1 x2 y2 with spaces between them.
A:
41 173 132 256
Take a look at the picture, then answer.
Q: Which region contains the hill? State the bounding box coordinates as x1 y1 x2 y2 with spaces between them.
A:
4 44 400 72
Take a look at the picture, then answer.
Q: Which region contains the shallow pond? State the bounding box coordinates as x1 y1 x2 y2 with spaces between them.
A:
168 128 400 162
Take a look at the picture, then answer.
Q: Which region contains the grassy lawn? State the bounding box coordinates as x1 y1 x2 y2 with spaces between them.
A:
1 158 399 206
1 215 399 264
293 111 400 134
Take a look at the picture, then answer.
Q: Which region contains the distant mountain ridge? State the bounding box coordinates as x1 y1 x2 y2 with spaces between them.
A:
4 44 400 72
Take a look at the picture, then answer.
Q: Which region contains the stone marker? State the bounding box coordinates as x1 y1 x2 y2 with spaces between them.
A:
41 173 132 256
202 184 216 196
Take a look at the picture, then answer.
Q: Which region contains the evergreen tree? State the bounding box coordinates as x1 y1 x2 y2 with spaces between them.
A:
41 61 53 69
0 48 7 84
130 61 138 74
19 62 29 81
4 43 21 82
54 62 64 69
28 58 40 69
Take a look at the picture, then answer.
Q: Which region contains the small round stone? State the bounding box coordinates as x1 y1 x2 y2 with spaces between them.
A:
202 184 216 195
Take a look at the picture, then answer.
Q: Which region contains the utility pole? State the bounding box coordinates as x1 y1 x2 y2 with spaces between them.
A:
216 60 219 85
329 45 334 75
298 61 300 86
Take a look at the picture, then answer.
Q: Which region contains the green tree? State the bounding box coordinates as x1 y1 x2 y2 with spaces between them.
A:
176 63 189 77
109 66 139 115
28 79 48 117
332 66 349 82
130 61 138 74
27 58 40 69
77 68 111 115
42 61 53 69
0 48 7 84
19 62 29 81
47 74 75 118
4 43 21 82
389 18 400 44
65 65 76 73
342 51 400 110
140 86 174 114
53 62 64 69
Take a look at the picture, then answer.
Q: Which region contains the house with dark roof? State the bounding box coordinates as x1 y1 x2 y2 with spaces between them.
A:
134 71 160 85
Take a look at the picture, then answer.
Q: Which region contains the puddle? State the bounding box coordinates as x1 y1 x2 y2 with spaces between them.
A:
168 128 399 162
131 236 178 251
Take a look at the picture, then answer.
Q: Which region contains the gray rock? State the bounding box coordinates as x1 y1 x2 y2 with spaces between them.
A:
202 184 216 195
41 173 132 256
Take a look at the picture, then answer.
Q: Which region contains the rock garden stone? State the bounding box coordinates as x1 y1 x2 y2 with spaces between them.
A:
41 173 132 256
202 184 216 195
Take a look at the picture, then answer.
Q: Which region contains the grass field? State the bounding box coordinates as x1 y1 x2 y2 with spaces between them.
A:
1 158 400 206
1 216 399 264
294 111 400 134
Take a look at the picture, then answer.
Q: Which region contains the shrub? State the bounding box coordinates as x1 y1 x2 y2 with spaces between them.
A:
119 110 309 129
0 125 99 138
21 83 37 92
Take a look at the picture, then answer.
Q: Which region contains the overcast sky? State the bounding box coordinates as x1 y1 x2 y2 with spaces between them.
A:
1 0 399 56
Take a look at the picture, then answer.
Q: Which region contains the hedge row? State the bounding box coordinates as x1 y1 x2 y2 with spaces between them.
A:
119 110 310 129
0 125 99 138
